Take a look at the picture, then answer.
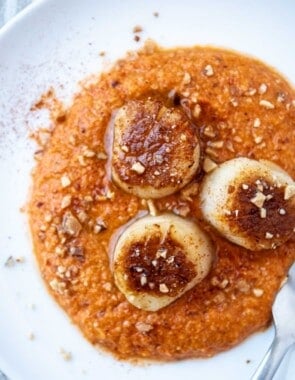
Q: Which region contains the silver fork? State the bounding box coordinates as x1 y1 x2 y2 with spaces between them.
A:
252 262 295 380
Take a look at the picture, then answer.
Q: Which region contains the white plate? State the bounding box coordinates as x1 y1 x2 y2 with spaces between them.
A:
0 0 294 379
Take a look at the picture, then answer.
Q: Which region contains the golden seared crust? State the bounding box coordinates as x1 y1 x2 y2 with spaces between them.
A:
200 157 295 251
112 214 214 311
116 230 196 297
112 99 200 198
227 179 295 249
29 44 295 361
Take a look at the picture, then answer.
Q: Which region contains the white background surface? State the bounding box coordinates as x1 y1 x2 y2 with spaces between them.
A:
0 0 294 379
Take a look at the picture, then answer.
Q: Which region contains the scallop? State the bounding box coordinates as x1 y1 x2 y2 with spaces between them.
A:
111 214 214 311
200 157 295 250
111 99 200 198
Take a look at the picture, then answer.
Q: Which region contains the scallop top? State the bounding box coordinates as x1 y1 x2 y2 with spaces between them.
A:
111 99 200 198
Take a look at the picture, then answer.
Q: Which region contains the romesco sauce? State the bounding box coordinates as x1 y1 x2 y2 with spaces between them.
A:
29 43 295 360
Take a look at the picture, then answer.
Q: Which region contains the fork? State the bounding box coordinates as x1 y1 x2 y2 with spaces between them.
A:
252 262 295 380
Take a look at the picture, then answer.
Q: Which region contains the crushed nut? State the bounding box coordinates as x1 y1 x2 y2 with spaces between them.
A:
203 64 214 76
61 195 72 209
93 218 107 234
77 210 88 223
4 256 15 267
242 184 249 190
159 283 169 293
55 245 66 257
61 175 71 188
205 147 219 159
278 208 286 215
203 125 216 138
83 148 96 158
57 265 66 275
97 152 108 160
230 98 238 107
219 279 229 289
250 191 266 208
27 332 35 340
105 189 115 200
44 213 52 223
258 83 268 94
182 72 191 84
203 157 218 173
265 232 274 239
253 118 261 128
213 292 226 304
253 288 264 297
151 259 158 267
233 136 242 143
277 92 285 103
180 133 187 142
15 256 25 263
147 199 157 216
284 184 295 200
225 140 235 152
131 162 145 174
140 275 147 286
259 99 274 109
156 248 167 259
211 276 229 289
260 207 267 218
135 322 153 333
77 155 87 166
69 246 84 261
167 256 175 264
245 88 257 96
192 104 201 118
121 145 129 153
102 282 112 292
208 140 224 149
31 146 47 161
49 278 67 294
133 25 143 33
62 212 82 236
254 136 263 144
84 195 93 202
180 181 199 202
59 348 72 361
236 279 250 293
69 135 76 145
173 203 190 217
39 224 47 232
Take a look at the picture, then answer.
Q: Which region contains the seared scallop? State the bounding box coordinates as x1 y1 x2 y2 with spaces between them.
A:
111 214 214 311
111 99 200 199
200 157 295 250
